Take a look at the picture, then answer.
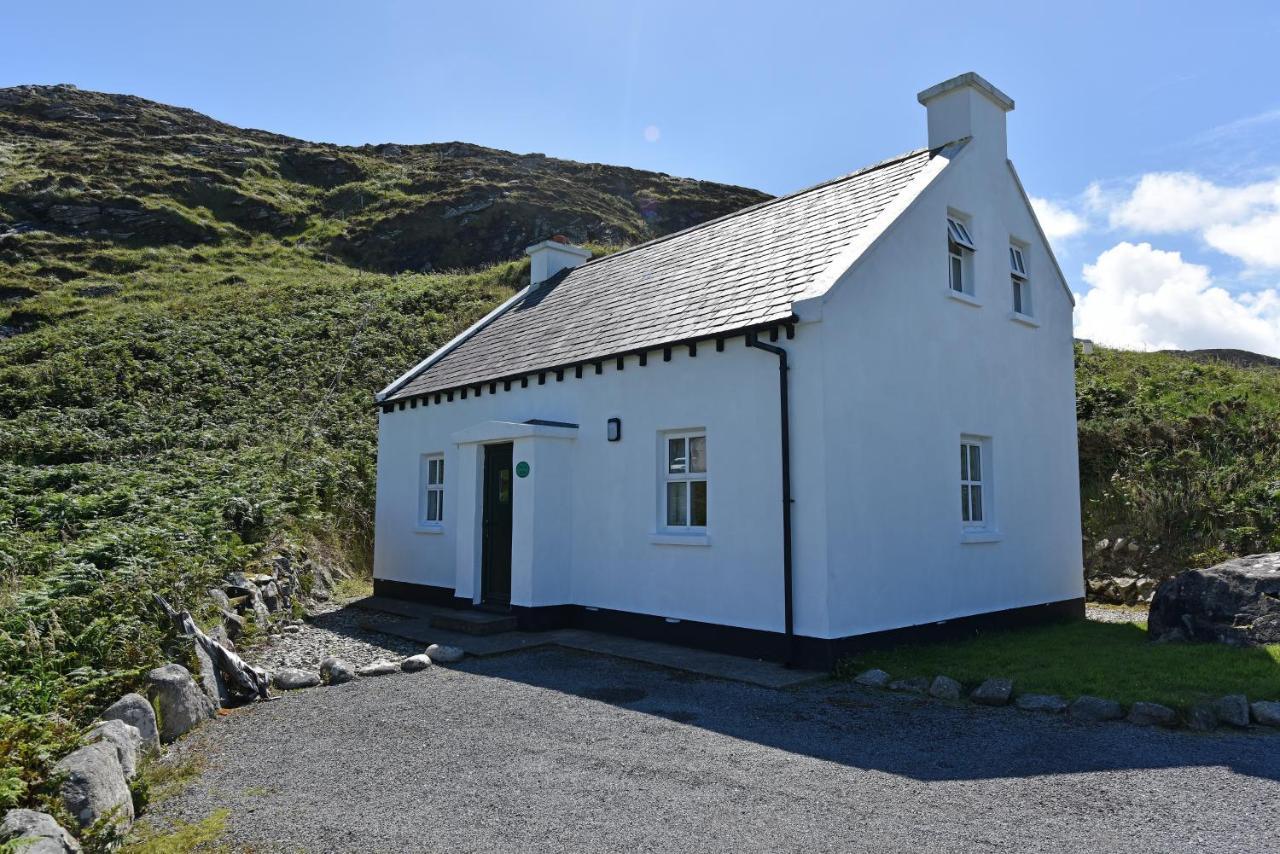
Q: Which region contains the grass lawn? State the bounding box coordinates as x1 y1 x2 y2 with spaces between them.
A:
836 619 1280 710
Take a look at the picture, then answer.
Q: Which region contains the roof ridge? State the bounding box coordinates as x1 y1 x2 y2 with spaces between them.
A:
573 145 934 272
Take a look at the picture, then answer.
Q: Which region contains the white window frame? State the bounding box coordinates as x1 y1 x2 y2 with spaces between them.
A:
960 438 987 529
660 430 708 532
417 453 445 531
1009 243 1032 317
947 214 976 298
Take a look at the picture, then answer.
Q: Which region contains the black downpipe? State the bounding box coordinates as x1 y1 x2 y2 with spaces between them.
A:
746 332 796 667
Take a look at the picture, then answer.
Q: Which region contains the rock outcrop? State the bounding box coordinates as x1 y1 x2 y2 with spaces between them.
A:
53 741 134 830
84 719 144 779
0 809 81 853
146 663 215 743
1148 553 1280 645
100 693 159 753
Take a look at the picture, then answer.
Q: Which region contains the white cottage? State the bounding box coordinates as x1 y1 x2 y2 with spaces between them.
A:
372 73 1084 667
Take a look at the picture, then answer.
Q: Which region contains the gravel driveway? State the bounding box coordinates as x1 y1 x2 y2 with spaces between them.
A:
149 646 1278 853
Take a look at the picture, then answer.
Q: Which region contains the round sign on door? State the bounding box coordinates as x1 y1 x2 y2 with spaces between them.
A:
515 461 530 478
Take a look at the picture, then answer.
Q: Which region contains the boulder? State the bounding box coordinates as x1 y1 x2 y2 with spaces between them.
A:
273 668 321 690
425 643 464 664
100 693 159 753
1250 700 1280 727
357 660 400 677
1126 701 1178 727
320 656 356 685
928 675 962 700
970 678 1013 706
84 719 144 779
1148 553 1280 646
1068 695 1125 722
1015 693 1068 713
1187 702 1218 731
1214 694 1251 728
0 809 82 853
146 663 215 743
53 741 134 830
401 654 433 673
853 668 891 688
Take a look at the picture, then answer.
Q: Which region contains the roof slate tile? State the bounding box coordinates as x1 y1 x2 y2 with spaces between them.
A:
385 146 940 400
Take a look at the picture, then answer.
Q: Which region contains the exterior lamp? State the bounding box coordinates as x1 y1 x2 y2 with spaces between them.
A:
607 417 622 442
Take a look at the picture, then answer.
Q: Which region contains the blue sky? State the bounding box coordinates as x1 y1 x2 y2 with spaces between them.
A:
4 1 1280 353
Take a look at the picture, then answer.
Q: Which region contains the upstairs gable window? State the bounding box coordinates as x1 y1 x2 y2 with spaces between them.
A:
947 215 976 295
1009 244 1031 316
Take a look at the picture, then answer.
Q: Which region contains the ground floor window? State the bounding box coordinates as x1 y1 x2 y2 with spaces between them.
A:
420 454 444 525
663 431 707 529
960 438 986 526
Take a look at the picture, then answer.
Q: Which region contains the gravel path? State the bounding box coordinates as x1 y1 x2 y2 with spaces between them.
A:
1085 603 1148 623
246 599 422 673
149 646 1279 853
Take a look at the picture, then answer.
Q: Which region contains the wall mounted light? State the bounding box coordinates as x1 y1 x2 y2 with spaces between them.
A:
607 417 622 442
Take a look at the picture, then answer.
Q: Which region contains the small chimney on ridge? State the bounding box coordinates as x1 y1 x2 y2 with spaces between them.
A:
917 72 1014 158
526 235 591 287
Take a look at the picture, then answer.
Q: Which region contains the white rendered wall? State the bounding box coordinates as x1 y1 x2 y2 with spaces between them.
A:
811 142 1084 638
373 334 834 637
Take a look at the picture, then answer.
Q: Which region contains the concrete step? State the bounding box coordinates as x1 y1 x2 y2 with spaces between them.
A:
429 610 519 635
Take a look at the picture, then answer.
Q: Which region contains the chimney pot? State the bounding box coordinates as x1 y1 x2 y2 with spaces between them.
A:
526 238 591 287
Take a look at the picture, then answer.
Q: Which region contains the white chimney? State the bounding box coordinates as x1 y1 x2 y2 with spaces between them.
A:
917 72 1014 157
526 236 591 287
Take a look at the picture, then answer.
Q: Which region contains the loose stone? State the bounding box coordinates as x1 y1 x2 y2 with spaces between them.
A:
970 678 1013 706
1214 694 1250 728
1126 701 1178 727
1067 695 1125 722
928 675 962 700
425 643 464 664
853 668 891 688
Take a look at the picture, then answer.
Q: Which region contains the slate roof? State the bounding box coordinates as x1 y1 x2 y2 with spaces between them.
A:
383 145 945 401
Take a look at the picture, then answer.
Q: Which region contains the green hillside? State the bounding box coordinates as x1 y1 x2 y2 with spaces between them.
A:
0 84 767 812
1076 346 1280 577
2 84 1280 814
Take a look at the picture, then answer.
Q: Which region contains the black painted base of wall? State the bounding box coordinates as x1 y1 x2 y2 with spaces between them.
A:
373 578 460 607
371 577 1084 671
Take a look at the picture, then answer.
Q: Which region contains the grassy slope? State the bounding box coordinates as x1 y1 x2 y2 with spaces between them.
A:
0 240 524 809
1076 347 1280 576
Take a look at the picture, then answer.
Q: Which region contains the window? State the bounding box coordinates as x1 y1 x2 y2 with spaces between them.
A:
960 440 985 527
1009 244 1031 315
663 432 707 529
420 454 444 525
947 215 975 295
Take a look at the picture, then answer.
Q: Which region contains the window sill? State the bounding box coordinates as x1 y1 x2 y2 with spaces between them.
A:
414 524 445 535
649 531 711 547
961 530 1003 544
945 289 983 308
1009 311 1040 328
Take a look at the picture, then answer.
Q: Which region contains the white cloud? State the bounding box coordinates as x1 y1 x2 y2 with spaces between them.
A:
1074 241 1280 357
1029 196 1086 241
1097 172 1280 269
1204 212 1280 268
